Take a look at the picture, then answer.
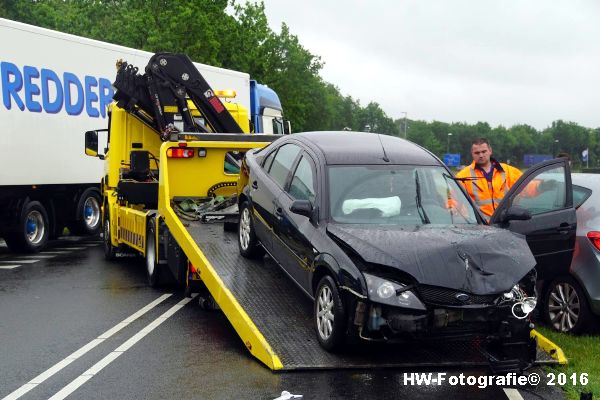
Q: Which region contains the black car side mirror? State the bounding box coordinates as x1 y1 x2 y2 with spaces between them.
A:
503 206 532 222
290 200 313 218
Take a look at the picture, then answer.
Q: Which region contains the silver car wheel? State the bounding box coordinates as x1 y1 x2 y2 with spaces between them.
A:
239 207 251 250
548 282 580 332
316 285 335 340
26 210 45 245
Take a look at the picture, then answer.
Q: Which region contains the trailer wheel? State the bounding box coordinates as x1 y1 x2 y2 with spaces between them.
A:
103 211 117 261
70 188 102 235
314 275 347 352
146 219 161 287
238 201 265 259
5 200 49 253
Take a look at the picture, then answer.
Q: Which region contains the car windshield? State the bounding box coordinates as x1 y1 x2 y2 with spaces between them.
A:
328 165 478 225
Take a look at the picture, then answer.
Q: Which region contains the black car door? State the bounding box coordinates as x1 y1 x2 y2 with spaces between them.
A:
489 159 576 280
272 151 318 293
250 143 302 253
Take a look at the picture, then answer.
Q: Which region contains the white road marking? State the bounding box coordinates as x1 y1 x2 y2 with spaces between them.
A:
48 296 195 400
41 251 71 255
1 293 172 400
0 265 20 269
81 243 100 247
54 247 87 251
503 388 525 400
0 260 39 264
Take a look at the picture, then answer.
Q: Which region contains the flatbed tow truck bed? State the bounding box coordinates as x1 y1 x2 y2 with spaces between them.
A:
184 221 558 371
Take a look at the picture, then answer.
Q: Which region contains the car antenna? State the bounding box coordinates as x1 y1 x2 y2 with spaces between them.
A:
377 134 390 162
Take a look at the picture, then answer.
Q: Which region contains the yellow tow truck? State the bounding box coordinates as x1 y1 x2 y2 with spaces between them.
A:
84 53 276 291
84 53 566 371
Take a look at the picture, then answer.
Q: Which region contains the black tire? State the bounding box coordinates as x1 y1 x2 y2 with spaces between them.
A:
544 276 592 334
69 188 102 235
5 200 49 253
3 232 21 253
314 275 347 352
145 219 161 287
238 201 265 259
49 224 64 240
103 210 117 261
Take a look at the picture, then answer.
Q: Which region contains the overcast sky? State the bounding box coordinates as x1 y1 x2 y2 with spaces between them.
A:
261 0 600 130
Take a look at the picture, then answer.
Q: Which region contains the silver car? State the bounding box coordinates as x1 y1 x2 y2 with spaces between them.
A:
542 173 600 333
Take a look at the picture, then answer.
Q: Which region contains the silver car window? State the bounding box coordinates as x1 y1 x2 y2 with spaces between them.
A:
268 144 301 188
289 155 316 202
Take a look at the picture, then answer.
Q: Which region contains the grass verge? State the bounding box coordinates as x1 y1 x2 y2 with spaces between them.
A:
536 326 599 400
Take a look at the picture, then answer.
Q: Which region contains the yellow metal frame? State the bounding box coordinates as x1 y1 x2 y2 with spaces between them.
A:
531 329 568 364
158 140 283 370
103 189 151 254
116 206 150 252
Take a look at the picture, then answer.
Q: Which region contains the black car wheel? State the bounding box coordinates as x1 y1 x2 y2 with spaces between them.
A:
314 275 346 351
146 219 161 287
103 211 117 261
544 276 591 334
238 201 265 259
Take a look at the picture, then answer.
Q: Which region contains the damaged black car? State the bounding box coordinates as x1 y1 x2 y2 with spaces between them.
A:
237 131 576 372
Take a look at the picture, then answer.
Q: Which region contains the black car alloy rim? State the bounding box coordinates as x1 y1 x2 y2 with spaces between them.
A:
239 207 251 250
317 285 334 340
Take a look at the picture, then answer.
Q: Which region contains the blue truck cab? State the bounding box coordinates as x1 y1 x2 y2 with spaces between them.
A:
250 80 290 135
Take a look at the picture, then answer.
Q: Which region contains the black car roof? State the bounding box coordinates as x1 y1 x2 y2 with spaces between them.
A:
291 131 442 166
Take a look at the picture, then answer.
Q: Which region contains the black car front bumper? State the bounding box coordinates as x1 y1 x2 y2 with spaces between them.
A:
349 298 537 373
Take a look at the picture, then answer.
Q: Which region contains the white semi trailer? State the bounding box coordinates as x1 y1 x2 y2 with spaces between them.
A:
0 18 256 252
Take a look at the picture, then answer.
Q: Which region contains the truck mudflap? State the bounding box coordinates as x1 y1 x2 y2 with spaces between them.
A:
184 222 562 371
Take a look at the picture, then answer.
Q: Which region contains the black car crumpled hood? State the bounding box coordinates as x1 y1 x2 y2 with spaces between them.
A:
327 224 536 295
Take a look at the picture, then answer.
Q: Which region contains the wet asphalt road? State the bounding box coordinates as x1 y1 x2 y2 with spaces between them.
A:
0 237 567 400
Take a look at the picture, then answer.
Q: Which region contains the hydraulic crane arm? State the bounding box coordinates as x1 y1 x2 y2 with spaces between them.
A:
113 52 244 140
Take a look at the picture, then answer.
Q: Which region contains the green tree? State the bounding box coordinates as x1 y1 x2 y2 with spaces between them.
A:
11 0 595 147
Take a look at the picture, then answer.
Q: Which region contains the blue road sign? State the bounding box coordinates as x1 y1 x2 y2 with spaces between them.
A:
443 153 461 167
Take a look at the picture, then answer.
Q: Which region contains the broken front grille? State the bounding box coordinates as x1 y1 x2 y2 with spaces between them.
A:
417 285 498 306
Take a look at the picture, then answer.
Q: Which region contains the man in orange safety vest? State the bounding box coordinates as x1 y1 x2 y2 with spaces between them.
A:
456 138 524 220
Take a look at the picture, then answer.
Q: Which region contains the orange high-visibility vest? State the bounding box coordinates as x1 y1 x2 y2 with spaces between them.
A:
456 160 523 219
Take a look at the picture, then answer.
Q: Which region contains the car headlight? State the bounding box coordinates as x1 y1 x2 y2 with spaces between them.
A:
502 284 537 319
363 273 425 310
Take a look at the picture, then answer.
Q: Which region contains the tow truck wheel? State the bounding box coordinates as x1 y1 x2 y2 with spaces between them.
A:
146 219 161 288
4 200 49 253
314 275 347 352
544 276 591 334
238 201 265 259
103 211 117 261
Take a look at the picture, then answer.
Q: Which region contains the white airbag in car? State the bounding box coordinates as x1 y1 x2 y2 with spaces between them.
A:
342 197 401 217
